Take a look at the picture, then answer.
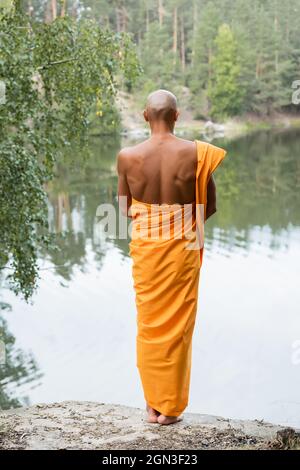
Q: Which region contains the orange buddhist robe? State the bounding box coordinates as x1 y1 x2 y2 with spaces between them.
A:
129 140 227 417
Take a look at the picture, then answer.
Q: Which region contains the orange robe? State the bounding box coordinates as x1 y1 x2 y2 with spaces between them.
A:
129 140 227 416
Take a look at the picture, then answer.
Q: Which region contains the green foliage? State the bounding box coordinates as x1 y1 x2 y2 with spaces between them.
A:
208 24 245 119
138 22 174 89
0 0 13 14
0 2 139 299
187 1 220 117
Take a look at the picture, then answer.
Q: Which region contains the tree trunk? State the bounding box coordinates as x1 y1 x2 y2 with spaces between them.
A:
158 0 164 27
116 5 128 32
256 56 261 79
27 0 33 16
191 0 198 67
44 1 52 23
208 47 212 81
51 0 57 20
116 7 121 33
274 4 279 74
146 7 149 32
71 0 77 19
180 16 186 72
173 7 178 66
60 0 67 17
121 6 128 32
286 0 290 41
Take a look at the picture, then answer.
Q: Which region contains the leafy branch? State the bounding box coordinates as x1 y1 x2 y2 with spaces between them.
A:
0 5 140 300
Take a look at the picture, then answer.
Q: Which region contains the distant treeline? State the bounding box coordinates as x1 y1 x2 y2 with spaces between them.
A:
21 0 300 119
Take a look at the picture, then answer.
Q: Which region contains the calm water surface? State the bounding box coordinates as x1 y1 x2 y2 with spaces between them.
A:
1 129 300 427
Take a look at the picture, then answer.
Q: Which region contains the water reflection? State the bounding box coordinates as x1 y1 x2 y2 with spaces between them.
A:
0 302 42 409
1 129 299 425
206 129 300 255
46 129 300 267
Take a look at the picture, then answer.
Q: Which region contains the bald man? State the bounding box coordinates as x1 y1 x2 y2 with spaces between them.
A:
117 89 227 425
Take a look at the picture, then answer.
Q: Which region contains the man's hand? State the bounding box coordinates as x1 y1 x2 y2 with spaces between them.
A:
206 176 217 221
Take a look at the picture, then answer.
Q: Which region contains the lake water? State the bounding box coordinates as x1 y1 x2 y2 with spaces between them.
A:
1 129 300 427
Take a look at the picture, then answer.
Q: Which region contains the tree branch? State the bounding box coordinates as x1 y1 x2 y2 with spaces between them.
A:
37 57 78 70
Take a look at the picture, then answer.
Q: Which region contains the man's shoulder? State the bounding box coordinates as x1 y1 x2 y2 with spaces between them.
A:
176 136 196 144
175 136 197 150
175 137 224 159
117 141 150 172
117 145 133 159
173 137 198 161
117 140 147 160
117 147 134 171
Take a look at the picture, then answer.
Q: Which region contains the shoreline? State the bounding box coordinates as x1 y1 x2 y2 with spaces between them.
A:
115 91 300 141
0 401 299 450
118 115 300 142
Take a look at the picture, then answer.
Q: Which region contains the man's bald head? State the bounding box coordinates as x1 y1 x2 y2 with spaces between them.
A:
144 89 178 125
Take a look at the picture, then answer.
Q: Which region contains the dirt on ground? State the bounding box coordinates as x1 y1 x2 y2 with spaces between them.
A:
1 401 299 450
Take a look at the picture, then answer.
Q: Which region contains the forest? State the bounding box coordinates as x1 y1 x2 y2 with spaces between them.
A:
18 0 300 119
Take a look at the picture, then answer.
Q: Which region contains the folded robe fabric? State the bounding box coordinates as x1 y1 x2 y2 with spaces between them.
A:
129 140 227 417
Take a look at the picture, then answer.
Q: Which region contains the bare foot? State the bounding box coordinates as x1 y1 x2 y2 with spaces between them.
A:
146 404 160 424
157 414 181 425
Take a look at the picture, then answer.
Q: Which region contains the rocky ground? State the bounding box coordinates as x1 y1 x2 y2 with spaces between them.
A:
0 401 299 450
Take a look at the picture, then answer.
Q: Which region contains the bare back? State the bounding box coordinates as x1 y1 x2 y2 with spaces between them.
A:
118 135 197 205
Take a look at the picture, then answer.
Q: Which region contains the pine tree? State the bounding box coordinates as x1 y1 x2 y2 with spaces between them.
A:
208 24 245 119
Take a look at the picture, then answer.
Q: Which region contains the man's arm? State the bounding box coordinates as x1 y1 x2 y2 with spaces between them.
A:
206 176 217 221
117 150 132 217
